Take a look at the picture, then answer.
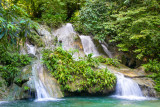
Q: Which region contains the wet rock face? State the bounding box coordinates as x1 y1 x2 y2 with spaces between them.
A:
133 78 157 97
0 66 34 101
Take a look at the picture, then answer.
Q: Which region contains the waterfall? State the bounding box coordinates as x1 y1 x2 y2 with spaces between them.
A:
25 23 148 101
24 25 63 101
54 23 76 51
79 35 100 57
54 23 85 59
101 44 112 58
113 73 147 100
26 44 36 56
32 61 50 99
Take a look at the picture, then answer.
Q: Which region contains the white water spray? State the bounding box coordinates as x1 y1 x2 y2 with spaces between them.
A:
113 73 148 100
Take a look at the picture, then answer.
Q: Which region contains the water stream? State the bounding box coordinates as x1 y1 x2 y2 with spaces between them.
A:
113 73 146 100
79 35 100 57
101 43 113 58
26 27 63 101
32 61 51 100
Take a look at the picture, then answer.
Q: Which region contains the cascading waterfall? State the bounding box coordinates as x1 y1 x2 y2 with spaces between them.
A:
25 23 148 101
79 35 100 57
113 73 146 100
25 27 63 101
26 43 36 56
54 23 76 50
78 29 145 100
54 23 85 59
101 43 112 58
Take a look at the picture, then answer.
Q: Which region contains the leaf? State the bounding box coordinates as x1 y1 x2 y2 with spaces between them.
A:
0 31 5 39
0 17 5 22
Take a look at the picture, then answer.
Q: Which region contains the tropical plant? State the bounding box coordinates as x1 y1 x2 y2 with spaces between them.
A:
42 47 116 93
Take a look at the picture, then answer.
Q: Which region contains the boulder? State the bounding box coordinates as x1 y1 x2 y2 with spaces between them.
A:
6 83 34 100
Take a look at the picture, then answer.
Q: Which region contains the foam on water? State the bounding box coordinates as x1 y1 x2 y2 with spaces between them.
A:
35 98 63 102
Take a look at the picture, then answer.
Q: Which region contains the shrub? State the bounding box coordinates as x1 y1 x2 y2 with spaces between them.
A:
0 44 31 86
144 59 160 91
42 47 116 92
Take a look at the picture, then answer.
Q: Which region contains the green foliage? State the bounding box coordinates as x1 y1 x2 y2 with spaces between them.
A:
85 53 99 67
0 44 31 86
73 0 112 40
42 47 116 92
105 58 120 67
12 0 85 27
0 1 38 46
74 0 160 60
96 56 120 67
24 86 30 91
143 59 160 73
143 59 160 91
27 33 45 47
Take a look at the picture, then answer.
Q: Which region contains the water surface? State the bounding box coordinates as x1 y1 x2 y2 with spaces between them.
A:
0 97 160 107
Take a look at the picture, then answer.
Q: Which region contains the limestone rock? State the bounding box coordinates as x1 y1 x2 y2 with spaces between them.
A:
36 25 51 37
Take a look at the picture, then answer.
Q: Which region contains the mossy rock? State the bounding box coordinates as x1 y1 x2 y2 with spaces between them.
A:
14 65 32 87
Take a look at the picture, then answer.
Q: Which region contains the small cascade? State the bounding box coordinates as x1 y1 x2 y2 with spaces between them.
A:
113 73 147 100
101 43 112 58
32 61 50 99
54 23 76 50
26 44 36 56
115 73 143 96
54 23 85 58
79 35 100 57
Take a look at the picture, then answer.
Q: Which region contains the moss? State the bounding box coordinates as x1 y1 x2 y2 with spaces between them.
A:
42 47 116 94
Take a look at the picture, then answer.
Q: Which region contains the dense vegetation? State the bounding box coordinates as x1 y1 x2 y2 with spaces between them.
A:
42 47 116 93
0 44 31 86
1 0 160 94
0 1 33 87
9 0 85 27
